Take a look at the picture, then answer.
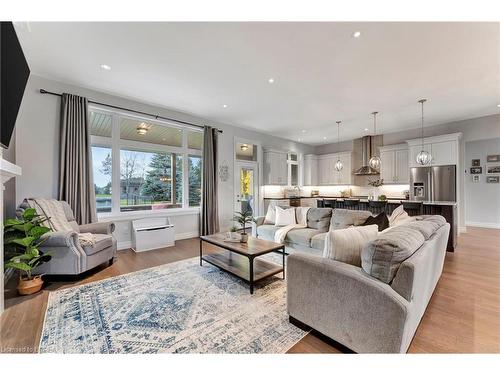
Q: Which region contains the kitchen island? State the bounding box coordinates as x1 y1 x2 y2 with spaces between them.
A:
263 196 457 252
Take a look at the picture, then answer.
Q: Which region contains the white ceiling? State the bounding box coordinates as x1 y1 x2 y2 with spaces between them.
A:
15 22 500 145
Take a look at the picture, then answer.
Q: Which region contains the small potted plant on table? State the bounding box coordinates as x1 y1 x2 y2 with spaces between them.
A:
233 208 254 243
4 208 52 295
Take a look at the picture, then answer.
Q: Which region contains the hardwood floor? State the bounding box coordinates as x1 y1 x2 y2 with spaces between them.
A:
1 227 499 353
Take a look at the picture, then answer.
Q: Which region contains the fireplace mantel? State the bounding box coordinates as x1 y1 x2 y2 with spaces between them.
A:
0 149 22 314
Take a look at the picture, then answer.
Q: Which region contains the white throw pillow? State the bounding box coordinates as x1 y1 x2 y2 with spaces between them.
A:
323 225 378 267
275 207 296 227
388 205 414 227
264 205 276 224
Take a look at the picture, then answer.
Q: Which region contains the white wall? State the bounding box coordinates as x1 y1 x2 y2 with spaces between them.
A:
9 74 313 247
465 138 500 228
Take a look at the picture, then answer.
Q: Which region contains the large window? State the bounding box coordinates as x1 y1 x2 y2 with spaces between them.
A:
92 146 112 213
90 109 203 215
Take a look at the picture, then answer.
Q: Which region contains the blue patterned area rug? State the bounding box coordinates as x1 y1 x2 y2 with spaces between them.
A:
39 255 307 353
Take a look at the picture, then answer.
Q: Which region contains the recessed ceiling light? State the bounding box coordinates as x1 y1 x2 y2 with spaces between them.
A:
497 104 500 107
364 128 369 131
301 129 306 133
222 104 228 108
323 136 327 140
353 31 361 38
100 64 111 71
268 78 275 84
298 138 301 142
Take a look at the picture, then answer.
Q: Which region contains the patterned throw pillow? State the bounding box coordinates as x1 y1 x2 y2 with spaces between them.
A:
388 205 414 227
323 225 378 267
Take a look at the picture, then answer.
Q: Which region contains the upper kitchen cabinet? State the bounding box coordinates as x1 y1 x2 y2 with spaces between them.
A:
263 149 288 185
304 154 318 186
407 133 462 168
317 152 352 185
379 144 409 184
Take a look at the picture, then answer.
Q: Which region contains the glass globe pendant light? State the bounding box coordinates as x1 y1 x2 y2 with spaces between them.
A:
416 99 432 165
334 121 343 171
368 111 381 171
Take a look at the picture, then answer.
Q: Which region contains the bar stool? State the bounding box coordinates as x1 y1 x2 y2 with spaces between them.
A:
316 199 325 208
368 200 388 215
323 199 336 208
343 199 360 210
402 201 424 216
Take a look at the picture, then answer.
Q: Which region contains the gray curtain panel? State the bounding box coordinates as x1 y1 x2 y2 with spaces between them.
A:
201 126 219 235
58 93 97 224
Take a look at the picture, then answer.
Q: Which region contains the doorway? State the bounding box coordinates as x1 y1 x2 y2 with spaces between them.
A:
234 161 259 216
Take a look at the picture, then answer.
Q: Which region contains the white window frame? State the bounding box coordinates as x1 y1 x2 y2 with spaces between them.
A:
89 105 203 219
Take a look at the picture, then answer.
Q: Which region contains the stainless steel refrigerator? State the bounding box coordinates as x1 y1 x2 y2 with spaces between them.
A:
410 165 456 202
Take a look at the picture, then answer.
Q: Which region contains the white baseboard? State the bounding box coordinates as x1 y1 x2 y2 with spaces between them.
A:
466 222 500 229
175 231 199 240
117 231 199 250
458 226 467 234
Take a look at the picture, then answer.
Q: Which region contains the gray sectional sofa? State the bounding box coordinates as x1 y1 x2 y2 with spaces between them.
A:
287 216 450 353
253 207 372 256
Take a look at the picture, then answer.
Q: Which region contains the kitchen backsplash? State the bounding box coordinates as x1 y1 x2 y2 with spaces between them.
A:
263 185 410 198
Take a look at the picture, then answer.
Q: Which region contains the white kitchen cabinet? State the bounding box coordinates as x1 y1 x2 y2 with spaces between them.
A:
317 152 352 185
379 144 409 184
430 141 457 166
263 150 288 185
303 155 318 186
407 133 461 168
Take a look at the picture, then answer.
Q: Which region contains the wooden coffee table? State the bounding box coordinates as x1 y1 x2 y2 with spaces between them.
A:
200 233 286 294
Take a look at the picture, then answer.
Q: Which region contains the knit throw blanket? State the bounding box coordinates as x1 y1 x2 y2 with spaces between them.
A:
27 198 95 246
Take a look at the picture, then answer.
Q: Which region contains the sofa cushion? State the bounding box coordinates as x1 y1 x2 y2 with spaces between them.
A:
361 226 425 283
306 208 332 232
330 208 372 231
256 225 278 241
286 228 320 246
361 212 389 231
405 215 446 240
311 232 327 250
82 234 114 256
323 225 378 267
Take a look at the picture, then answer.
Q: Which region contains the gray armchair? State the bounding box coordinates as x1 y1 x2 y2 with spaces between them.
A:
17 200 117 275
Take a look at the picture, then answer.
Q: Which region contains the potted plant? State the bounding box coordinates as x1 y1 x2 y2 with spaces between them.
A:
378 194 387 201
229 225 239 240
367 178 384 200
4 208 52 295
233 208 254 243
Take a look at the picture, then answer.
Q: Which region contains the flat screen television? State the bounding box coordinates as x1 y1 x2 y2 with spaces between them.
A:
0 22 30 149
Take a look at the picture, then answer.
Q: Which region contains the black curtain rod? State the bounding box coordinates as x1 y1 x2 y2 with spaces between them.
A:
39 89 223 133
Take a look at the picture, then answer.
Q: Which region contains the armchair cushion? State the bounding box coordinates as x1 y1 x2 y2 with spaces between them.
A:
82 234 114 256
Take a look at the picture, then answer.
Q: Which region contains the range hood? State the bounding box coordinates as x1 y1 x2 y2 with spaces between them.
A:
354 136 380 175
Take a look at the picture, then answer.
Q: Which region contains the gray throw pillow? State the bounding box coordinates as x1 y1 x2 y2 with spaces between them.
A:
361 226 425 283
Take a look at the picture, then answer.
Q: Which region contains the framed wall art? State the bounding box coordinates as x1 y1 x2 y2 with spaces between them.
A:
470 167 482 174
487 155 500 163
486 176 499 183
486 164 500 175
471 159 480 167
